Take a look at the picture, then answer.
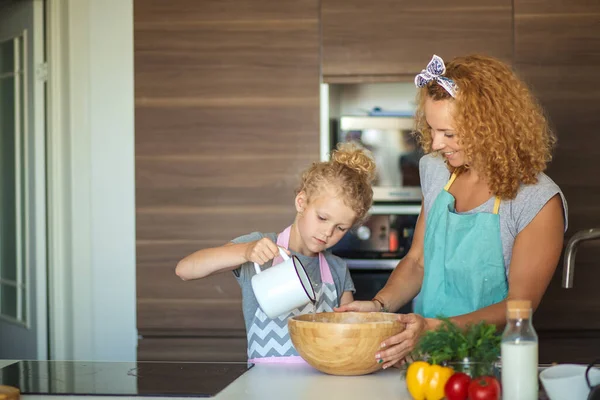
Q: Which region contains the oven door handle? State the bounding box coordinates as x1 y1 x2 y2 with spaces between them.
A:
345 259 401 271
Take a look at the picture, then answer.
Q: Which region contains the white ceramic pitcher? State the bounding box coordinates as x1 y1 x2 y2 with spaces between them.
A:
251 247 316 319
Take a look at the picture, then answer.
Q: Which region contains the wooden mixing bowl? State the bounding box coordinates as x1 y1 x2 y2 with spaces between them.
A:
288 312 404 376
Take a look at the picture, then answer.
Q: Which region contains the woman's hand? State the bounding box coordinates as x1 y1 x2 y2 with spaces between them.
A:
333 300 380 313
375 314 438 369
244 238 290 265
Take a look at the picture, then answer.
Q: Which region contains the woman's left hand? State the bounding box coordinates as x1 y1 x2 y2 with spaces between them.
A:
375 314 439 369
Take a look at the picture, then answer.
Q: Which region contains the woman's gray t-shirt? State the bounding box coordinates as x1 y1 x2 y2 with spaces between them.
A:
419 154 568 273
231 231 355 335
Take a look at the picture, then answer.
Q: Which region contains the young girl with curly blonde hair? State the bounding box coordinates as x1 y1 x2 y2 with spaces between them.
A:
338 54 568 370
176 143 376 363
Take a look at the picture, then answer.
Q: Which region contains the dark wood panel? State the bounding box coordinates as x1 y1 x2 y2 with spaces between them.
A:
136 155 310 192
134 0 318 24
549 157 600 188
138 264 242 301
514 0 600 15
513 65 600 101
136 207 292 241
134 107 319 157
515 66 600 233
134 0 320 350
138 337 247 362
135 37 319 99
135 2 319 99
137 242 225 268
535 249 600 331
322 0 513 79
135 155 302 226
136 187 297 210
137 298 245 334
515 15 600 66
514 0 600 342
539 331 600 364
514 16 600 235
514 67 600 234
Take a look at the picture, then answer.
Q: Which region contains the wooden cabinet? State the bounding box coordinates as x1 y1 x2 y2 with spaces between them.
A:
138 337 248 362
321 0 513 81
134 0 320 361
514 0 600 363
134 0 600 364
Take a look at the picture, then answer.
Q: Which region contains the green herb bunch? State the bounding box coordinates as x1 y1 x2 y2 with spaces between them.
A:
412 318 501 366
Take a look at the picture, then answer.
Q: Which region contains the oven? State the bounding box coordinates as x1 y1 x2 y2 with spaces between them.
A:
327 113 424 314
331 208 420 314
332 115 423 203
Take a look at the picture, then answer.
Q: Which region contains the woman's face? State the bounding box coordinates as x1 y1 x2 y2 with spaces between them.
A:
424 97 466 167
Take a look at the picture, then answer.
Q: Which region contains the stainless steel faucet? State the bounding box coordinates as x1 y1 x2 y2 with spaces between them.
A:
562 228 600 288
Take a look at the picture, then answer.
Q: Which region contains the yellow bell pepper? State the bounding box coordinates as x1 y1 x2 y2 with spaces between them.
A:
406 361 454 400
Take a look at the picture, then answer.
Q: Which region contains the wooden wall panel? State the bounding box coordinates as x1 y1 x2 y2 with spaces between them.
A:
135 108 318 157
514 0 600 360
322 0 513 80
138 337 247 362
535 246 600 331
134 1 318 25
539 331 600 364
137 267 246 335
134 0 320 360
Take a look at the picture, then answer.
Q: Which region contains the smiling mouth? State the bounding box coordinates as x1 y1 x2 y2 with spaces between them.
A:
315 238 326 245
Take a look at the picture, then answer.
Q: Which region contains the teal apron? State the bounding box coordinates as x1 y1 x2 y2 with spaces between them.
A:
414 172 508 318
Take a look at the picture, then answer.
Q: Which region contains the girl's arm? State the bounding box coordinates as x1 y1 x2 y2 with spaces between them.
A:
176 237 284 280
340 290 354 306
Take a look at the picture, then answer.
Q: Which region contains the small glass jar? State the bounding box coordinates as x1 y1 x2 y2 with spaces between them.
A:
445 358 501 380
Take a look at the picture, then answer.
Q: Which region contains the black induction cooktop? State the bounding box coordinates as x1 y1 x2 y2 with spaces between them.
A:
0 360 253 397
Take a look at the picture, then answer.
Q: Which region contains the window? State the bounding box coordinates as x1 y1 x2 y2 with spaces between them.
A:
0 34 27 325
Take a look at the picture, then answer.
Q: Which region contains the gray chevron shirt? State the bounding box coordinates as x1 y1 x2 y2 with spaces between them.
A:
232 231 355 358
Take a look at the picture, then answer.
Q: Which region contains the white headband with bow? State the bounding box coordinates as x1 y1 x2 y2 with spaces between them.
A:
414 54 458 98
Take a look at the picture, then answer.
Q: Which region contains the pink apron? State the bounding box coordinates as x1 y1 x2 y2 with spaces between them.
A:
247 225 338 364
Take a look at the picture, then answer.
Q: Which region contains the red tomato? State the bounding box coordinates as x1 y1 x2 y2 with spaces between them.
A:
444 372 471 400
467 376 501 400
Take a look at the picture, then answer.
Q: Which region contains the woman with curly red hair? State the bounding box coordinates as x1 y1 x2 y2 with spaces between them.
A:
337 54 568 369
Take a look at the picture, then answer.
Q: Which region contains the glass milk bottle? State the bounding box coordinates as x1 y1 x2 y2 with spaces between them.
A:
501 300 539 400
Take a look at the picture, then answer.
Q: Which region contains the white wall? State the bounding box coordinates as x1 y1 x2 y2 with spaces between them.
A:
47 0 136 361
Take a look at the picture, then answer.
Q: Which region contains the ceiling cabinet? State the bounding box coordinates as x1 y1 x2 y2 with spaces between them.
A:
321 0 513 81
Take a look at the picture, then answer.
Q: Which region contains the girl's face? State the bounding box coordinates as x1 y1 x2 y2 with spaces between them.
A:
425 97 466 167
293 189 356 256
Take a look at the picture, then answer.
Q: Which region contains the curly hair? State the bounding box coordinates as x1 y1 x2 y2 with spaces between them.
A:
414 54 556 199
296 142 376 226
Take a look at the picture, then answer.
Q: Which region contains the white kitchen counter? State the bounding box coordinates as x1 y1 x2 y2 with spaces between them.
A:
216 363 410 400
0 360 412 400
